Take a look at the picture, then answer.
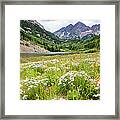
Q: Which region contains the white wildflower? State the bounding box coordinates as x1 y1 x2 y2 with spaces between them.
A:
59 97 66 100
95 86 99 90
34 63 43 68
43 83 47 86
89 79 94 82
58 82 62 86
50 59 59 64
51 83 54 86
29 85 33 88
93 94 100 97
45 67 60 72
68 90 71 93
22 95 28 100
71 83 73 85
72 62 79 67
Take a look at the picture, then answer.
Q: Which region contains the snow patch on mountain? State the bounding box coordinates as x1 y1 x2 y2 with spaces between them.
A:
54 22 100 39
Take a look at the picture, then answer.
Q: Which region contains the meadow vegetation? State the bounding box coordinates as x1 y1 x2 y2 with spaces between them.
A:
20 53 100 100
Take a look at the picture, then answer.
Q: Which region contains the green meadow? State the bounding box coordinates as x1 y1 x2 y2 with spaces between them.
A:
20 52 100 100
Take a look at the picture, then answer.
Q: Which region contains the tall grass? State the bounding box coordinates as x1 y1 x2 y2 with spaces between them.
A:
20 53 100 100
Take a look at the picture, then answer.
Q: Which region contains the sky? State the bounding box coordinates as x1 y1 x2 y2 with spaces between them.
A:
37 20 100 33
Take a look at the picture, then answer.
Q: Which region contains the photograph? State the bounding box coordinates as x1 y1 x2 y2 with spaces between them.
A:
20 20 100 100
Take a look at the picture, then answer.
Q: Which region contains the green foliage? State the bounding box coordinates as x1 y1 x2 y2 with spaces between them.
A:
20 53 100 100
20 20 100 53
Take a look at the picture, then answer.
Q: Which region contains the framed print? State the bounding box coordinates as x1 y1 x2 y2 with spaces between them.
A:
0 0 119 119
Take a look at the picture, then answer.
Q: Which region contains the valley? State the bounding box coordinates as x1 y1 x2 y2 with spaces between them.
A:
20 20 100 100
20 20 100 53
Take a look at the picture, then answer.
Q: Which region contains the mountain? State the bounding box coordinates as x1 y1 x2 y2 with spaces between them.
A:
28 20 44 29
54 22 100 39
20 40 49 53
20 20 62 52
90 24 100 35
20 20 100 53
20 20 60 43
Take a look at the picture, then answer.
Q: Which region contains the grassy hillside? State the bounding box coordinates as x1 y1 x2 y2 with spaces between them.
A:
20 20 61 52
20 20 100 53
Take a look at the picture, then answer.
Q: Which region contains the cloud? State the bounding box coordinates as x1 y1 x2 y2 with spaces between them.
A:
40 20 56 22
37 20 100 33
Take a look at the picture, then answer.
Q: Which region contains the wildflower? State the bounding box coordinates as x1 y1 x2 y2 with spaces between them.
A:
22 95 28 100
89 78 94 82
29 85 33 88
97 81 100 87
43 61 48 64
68 90 71 93
51 83 54 86
72 62 79 67
63 83 66 86
93 94 100 97
34 63 43 68
43 83 47 86
52 97 58 100
50 59 59 64
71 83 73 85
36 94 39 98
58 82 62 86
95 86 99 90
69 72 74 81
68 81 71 84
75 72 82 77
45 67 60 72
45 87 49 91
79 71 86 75
59 97 66 100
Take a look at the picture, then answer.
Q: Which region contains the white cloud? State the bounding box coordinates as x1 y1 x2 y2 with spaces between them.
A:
37 20 100 33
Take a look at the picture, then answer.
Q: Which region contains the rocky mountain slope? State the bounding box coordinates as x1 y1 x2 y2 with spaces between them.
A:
20 20 61 52
20 20 100 53
54 22 100 39
20 40 49 53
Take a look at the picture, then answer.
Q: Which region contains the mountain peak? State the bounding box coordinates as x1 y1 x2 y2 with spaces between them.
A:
74 21 86 27
28 20 44 29
66 24 73 27
65 24 74 32
54 21 100 39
